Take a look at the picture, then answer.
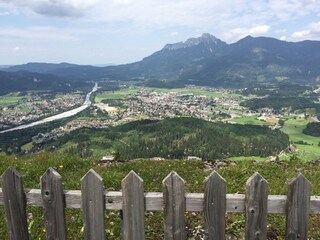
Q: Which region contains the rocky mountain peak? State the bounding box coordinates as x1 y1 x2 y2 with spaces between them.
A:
163 33 225 50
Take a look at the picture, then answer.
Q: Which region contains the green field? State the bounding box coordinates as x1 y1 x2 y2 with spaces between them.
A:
95 88 140 102
150 87 242 98
281 118 320 161
232 116 270 125
95 87 242 103
0 93 26 106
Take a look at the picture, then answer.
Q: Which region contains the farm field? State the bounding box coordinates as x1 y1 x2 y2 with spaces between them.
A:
0 93 26 106
232 116 270 126
281 118 320 161
150 87 242 98
95 88 140 102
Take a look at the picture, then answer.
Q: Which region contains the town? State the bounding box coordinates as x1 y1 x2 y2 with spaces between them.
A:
0 92 84 130
29 86 290 144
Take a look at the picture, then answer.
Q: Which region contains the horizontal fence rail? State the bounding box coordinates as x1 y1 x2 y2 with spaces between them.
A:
0 167 319 239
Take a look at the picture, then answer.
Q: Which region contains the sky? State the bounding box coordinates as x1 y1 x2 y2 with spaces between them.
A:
0 0 320 65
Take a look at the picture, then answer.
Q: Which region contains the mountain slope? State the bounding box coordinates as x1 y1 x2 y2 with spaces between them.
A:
0 71 71 94
103 34 320 87
5 62 106 81
4 34 320 87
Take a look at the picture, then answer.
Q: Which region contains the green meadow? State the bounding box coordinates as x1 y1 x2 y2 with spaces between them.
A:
95 88 141 102
281 118 320 161
232 116 270 125
0 93 26 106
149 87 241 98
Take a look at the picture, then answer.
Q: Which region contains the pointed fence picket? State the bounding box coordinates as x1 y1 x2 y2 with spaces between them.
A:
41 167 66 240
81 169 105 240
0 167 318 239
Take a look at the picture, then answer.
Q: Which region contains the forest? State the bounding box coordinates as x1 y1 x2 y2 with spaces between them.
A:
303 122 320 137
39 117 289 160
240 96 318 112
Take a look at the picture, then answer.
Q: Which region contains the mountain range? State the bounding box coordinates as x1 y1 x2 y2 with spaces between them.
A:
2 33 320 91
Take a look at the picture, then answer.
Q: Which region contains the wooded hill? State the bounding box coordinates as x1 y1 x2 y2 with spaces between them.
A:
41 117 289 160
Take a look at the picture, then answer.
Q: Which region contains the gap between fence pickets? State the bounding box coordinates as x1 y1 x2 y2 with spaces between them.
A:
0 189 320 214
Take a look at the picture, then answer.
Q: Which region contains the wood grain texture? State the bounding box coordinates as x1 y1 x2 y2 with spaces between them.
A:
286 173 311 240
41 168 66 240
81 169 105 240
203 171 226 240
121 171 145 240
163 171 186 240
1 167 29 240
1 189 320 213
245 172 268 240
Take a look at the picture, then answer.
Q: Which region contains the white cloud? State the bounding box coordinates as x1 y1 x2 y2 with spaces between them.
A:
291 22 320 40
0 11 9 15
0 0 98 17
280 36 287 41
170 32 178 36
0 26 79 41
223 25 271 42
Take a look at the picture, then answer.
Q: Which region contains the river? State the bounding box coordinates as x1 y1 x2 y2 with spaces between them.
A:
0 83 98 134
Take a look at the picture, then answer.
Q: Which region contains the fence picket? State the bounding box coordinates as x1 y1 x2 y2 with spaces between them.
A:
81 169 105 240
1 167 29 240
41 168 66 240
286 173 311 239
163 171 186 240
0 168 317 239
121 171 145 240
245 172 268 240
203 171 226 240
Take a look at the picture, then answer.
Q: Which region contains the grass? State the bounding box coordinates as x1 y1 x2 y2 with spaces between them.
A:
149 87 242 98
21 142 33 151
1 152 320 238
281 117 320 161
0 93 26 106
232 116 270 125
95 88 140 102
95 87 242 104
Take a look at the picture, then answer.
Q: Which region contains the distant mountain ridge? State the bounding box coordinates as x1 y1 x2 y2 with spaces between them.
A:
0 70 71 95
4 34 320 87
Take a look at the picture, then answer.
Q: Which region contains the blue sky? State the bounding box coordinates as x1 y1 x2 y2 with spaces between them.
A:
0 0 320 65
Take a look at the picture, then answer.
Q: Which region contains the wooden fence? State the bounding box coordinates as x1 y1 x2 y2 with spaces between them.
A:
0 167 319 239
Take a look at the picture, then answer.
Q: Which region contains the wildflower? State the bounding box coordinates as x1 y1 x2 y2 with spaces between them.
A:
70 215 75 221
191 212 197 216
42 228 46 233
59 165 64 168
28 212 33 220
81 226 84 233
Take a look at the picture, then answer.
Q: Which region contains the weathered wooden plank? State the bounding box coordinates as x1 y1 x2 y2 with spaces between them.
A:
121 171 145 240
286 173 311 240
203 171 226 240
1 189 320 213
41 168 66 240
245 172 268 240
81 169 105 240
1 167 29 240
163 171 186 240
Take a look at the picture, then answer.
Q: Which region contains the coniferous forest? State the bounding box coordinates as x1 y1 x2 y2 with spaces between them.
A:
38 118 289 160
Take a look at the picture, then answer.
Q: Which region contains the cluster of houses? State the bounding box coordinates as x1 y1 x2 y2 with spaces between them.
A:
0 93 83 129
